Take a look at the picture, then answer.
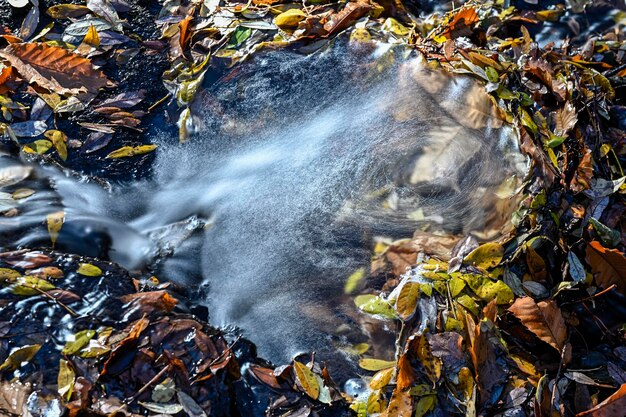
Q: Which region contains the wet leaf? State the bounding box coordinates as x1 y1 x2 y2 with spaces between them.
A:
0 43 111 95
76 263 102 277
62 330 96 355
0 344 41 372
439 7 479 40
354 294 396 319
10 276 55 295
58 359 75 401
464 242 504 269
274 9 307 31
23 140 52 156
177 391 208 417
0 268 20 282
12 188 35 199
414 395 436 417
508 297 567 352
370 367 394 390
396 282 420 320
293 361 320 400
120 290 178 313
47 4 92 19
44 130 68 161
83 24 101 48
106 144 157 158
324 0 372 36
568 251 586 282
359 358 396 371
47 211 64 246
383 388 412 417
344 267 366 294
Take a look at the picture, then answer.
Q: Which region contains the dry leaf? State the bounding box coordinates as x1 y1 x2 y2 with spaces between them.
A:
508 297 567 352
585 241 626 295
293 361 320 400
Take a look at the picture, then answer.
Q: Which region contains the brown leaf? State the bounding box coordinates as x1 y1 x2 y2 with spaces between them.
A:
508 297 567 352
554 102 577 137
249 365 283 390
576 383 626 417
585 241 626 295
0 43 110 96
439 7 479 40
179 15 193 52
396 352 415 391
101 317 149 376
570 147 593 193
323 0 372 37
383 388 413 417
120 290 178 314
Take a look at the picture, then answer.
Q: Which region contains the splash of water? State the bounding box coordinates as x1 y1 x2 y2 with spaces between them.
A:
1 43 527 364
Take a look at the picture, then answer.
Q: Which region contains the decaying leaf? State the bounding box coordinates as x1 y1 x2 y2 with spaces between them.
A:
46 211 65 246
396 282 420 320
577 383 626 417
58 359 75 401
0 344 41 372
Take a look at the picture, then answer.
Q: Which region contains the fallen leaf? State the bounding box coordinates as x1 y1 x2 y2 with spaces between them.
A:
324 0 372 36
58 359 75 401
508 297 567 352
382 388 413 417
585 241 626 295
359 358 397 371
120 290 178 313
47 211 64 246
464 242 504 269
10 276 55 296
439 7 479 40
0 43 110 96
576 383 626 417
293 361 320 400
0 344 41 372
106 144 157 158
370 367 394 390
62 329 96 355
76 263 102 277
44 130 68 161
396 282 420 320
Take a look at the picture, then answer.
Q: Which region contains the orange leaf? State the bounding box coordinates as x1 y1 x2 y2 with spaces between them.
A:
440 7 479 40
120 290 178 314
585 241 626 295
323 0 372 37
396 352 415 390
576 383 626 417
508 297 567 352
383 388 413 417
179 15 193 52
0 43 110 95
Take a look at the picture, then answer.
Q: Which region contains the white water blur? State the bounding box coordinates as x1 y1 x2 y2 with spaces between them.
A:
2 44 527 363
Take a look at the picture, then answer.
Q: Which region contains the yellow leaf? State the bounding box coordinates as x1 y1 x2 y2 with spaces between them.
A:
23 139 52 154
0 268 20 282
370 367 394 390
106 144 157 159
396 282 420 320
10 276 55 296
44 130 67 161
62 329 96 356
47 210 64 246
354 294 397 319
414 395 436 417
58 359 75 401
464 242 504 269
273 9 306 30
83 24 100 47
293 361 320 400
359 358 396 371
12 188 35 199
449 276 466 297
0 344 41 372
76 263 102 277
344 267 366 294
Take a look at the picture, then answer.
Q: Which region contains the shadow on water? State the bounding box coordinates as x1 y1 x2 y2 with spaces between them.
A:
1 42 527 376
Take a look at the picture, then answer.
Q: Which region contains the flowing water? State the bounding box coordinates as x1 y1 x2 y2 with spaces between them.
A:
1 43 527 367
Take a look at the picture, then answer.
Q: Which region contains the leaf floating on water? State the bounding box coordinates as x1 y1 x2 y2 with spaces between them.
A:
463 242 504 269
293 361 320 400
354 294 397 319
12 188 35 199
370 366 394 390
62 330 96 356
46 211 65 247
76 263 102 277
10 276 55 296
57 359 75 401
177 390 208 417
44 130 68 161
23 139 53 155
0 344 41 372
106 144 157 158
46 4 92 19
0 268 20 282
344 267 366 294
358 358 396 371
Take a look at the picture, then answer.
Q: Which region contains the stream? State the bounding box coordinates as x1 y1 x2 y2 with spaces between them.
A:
1 43 527 371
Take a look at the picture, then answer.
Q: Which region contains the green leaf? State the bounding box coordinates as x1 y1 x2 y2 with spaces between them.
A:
10 276 55 296
485 66 499 83
449 277 466 297
62 330 96 356
344 267 366 294
0 344 41 372
228 26 252 48
354 294 397 319
76 263 102 277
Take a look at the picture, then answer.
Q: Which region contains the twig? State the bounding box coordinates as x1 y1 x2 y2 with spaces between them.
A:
109 364 171 416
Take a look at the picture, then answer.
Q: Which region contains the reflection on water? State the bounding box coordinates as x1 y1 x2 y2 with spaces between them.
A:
0 43 527 366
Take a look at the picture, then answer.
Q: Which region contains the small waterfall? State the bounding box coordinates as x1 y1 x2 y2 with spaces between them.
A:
1 43 527 364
